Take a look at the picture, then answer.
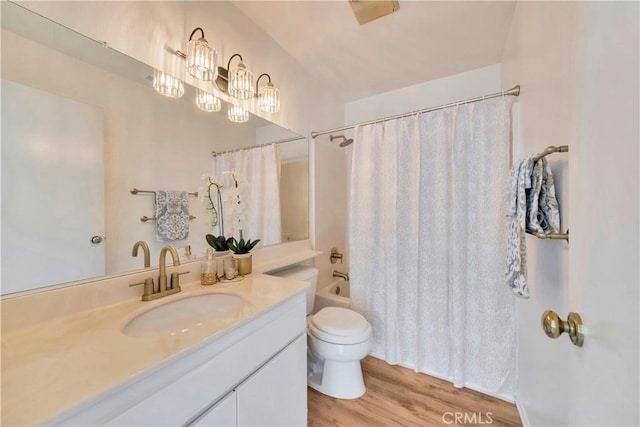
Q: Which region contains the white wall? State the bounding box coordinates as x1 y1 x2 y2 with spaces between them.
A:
312 139 350 289
502 2 639 426
280 158 309 242
345 64 503 124
17 1 344 137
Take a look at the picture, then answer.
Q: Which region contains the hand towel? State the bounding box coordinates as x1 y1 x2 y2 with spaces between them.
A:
505 155 560 298
154 190 189 241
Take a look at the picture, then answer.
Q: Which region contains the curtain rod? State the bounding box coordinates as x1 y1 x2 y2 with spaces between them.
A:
310 85 520 139
211 135 306 157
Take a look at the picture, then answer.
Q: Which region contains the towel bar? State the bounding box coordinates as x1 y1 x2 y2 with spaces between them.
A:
533 145 568 162
131 188 198 197
140 215 196 223
526 229 569 242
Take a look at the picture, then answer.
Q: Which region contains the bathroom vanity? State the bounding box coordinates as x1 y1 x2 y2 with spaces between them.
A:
1 272 309 426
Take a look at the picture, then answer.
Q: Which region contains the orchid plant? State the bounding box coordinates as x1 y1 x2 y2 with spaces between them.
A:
200 173 224 236
201 170 249 243
222 171 248 239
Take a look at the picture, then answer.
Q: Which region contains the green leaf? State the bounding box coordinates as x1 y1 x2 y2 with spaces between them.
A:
206 234 231 251
229 236 260 254
246 239 260 252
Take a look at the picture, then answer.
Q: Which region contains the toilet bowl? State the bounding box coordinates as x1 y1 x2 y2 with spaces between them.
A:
272 266 373 399
307 306 372 398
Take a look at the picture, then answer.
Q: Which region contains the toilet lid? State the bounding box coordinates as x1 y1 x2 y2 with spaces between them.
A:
310 307 370 337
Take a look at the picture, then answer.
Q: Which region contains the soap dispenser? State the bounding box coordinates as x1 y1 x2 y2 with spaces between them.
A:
201 248 217 286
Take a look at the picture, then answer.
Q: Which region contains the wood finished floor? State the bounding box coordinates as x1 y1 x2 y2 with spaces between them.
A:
308 356 522 427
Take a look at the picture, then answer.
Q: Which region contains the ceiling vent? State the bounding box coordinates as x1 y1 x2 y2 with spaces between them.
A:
348 0 400 25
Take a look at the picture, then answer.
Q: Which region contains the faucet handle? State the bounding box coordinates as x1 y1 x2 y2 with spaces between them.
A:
170 271 190 290
330 247 343 264
130 278 155 300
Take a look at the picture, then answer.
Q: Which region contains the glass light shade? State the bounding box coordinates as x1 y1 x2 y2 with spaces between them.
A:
195 88 222 112
186 37 217 81
228 62 254 100
258 82 280 113
228 105 249 123
153 69 184 98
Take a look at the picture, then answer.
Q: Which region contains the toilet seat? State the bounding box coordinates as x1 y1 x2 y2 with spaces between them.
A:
308 307 372 345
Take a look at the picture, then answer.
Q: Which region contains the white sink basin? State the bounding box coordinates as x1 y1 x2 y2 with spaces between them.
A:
123 293 247 338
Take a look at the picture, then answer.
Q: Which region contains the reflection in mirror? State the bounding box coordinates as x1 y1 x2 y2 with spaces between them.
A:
0 2 308 295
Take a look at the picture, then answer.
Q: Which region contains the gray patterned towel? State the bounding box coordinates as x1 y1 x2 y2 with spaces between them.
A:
505 155 560 298
154 190 189 241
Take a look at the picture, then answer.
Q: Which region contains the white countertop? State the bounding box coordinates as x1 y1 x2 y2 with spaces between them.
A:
0 274 307 426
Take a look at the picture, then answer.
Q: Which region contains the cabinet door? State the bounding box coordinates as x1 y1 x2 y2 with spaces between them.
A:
237 334 307 426
191 391 237 427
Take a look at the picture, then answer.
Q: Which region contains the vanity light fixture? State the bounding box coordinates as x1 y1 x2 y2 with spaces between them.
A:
228 104 249 123
195 88 222 112
179 27 217 81
218 53 254 100
153 69 184 98
255 73 280 113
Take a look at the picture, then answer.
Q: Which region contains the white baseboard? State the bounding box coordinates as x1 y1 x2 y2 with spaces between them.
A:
515 396 530 427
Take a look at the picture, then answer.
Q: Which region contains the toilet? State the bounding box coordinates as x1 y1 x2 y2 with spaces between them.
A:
272 266 373 399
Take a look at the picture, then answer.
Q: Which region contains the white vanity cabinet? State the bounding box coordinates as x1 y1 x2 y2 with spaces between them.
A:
46 291 307 427
192 335 306 427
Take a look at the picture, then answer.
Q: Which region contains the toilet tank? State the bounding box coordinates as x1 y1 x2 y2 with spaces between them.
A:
271 266 318 315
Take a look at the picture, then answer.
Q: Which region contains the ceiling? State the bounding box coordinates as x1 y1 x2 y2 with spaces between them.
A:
232 1 517 103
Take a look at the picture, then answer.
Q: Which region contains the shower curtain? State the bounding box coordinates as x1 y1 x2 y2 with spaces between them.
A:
349 99 516 395
213 144 282 246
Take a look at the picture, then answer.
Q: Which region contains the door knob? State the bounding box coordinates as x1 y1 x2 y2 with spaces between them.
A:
541 310 584 347
90 235 104 244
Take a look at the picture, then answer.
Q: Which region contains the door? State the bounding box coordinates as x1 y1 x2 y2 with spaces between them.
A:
236 335 307 426
1 79 105 294
566 3 639 425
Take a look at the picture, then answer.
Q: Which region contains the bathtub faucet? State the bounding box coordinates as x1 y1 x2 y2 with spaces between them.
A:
332 270 349 281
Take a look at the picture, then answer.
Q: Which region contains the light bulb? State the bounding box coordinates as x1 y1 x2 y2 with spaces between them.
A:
153 69 184 98
228 62 254 100
258 82 280 113
196 89 222 112
228 105 249 123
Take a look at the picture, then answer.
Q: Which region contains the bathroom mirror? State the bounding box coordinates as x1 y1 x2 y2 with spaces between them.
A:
0 2 309 295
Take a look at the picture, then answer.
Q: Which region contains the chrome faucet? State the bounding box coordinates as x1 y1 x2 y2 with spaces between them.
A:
131 240 150 268
130 245 188 301
332 270 350 281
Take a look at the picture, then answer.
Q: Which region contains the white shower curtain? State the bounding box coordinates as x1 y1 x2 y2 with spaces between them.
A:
213 144 282 246
349 99 516 396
